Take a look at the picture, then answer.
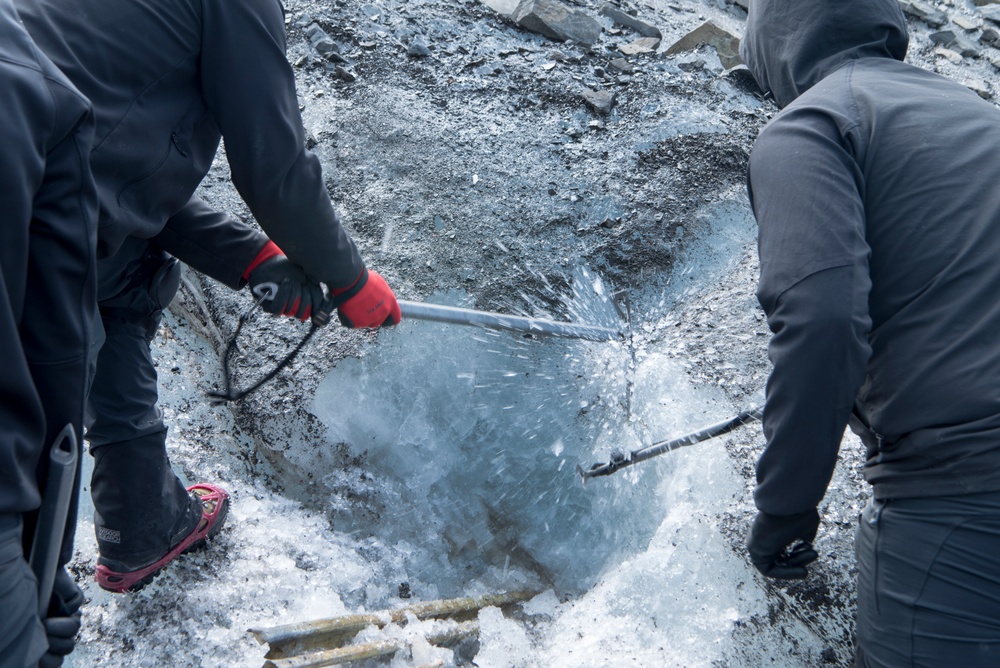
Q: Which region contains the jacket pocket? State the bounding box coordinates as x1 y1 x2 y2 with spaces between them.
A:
116 96 217 225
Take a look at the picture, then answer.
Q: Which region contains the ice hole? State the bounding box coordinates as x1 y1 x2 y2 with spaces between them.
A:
310 254 736 598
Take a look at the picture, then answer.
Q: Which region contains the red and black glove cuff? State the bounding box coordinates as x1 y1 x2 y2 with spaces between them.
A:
243 240 284 282
329 267 369 304
324 267 401 328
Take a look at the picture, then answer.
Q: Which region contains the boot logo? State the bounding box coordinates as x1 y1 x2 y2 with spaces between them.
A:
98 526 121 544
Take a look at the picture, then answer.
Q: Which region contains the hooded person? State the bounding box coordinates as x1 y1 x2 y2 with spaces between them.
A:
15 0 403 598
740 0 1000 664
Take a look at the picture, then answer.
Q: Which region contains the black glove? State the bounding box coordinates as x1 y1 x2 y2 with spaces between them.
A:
39 569 83 668
247 256 325 323
747 508 820 579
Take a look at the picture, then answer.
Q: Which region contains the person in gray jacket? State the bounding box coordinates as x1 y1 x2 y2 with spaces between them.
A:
740 0 1000 664
0 0 96 664
16 0 402 596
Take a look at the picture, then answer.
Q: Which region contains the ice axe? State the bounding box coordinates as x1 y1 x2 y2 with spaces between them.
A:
252 281 623 341
578 406 763 482
209 284 623 403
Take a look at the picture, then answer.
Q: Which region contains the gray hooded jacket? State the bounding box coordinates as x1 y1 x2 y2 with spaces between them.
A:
741 0 1000 514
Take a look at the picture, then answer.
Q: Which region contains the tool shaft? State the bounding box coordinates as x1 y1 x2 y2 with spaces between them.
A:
579 407 763 479
399 301 621 342
29 424 78 617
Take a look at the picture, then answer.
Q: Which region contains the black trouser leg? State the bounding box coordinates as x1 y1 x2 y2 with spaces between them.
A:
87 241 198 570
90 433 199 570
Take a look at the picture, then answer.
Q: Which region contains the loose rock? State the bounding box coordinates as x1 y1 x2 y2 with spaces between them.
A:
982 5 1000 25
664 21 742 69
609 57 634 73
478 0 520 18
929 30 957 45
934 46 964 64
305 23 343 61
581 87 615 114
598 4 662 39
964 78 993 98
407 35 432 57
899 0 949 28
512 0 603 46
334 65 357 82
619 37 661 55
953 16 979 31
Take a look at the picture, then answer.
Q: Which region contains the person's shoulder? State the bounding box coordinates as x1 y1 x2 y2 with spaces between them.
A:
0 12 54 113
759 66 862 137
0 6 90 144
0 2 43 72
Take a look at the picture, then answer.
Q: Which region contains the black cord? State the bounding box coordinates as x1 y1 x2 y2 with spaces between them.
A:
207 293 319 404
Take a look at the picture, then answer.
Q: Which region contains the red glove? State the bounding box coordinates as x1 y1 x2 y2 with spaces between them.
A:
329 268 401 328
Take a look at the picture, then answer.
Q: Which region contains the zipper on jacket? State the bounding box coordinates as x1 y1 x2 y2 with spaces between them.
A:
171 132 189 157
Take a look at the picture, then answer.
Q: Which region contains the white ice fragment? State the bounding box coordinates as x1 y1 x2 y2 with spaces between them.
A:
474 607 531 668
522 589 560 618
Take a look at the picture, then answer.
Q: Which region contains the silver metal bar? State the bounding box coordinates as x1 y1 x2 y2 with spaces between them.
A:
398 301 622 342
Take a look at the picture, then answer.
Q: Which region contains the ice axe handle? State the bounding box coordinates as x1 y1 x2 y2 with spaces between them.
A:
397 300 623 342
28 424 78 618
579 407 763 481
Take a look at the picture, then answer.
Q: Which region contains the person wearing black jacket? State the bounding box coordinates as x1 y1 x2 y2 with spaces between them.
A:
15 0 402 596
740 0 1000 664
0 0 97 665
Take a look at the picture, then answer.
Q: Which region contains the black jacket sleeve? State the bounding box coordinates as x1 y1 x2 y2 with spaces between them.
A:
153 197 269 290
199 0 365 289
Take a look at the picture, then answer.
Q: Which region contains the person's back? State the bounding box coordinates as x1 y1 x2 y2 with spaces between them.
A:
741 0 1000 664
17 0 225 252
741 0 1000 509
771 56 1000 496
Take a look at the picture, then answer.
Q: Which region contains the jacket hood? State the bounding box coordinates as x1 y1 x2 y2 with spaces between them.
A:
740 0 908 108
